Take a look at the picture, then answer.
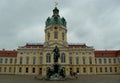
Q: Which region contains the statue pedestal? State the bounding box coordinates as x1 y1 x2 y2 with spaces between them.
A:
50 73 62 80
46 62 65 80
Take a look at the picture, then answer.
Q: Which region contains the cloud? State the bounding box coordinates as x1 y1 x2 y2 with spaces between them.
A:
0 0 120 50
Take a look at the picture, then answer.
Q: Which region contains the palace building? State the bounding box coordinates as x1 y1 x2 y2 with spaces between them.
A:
0 6 120 76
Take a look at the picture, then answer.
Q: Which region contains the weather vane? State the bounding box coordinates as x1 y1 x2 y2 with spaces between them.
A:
55 0 58 7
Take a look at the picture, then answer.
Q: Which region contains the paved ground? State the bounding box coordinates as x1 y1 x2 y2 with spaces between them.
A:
0 75 120 83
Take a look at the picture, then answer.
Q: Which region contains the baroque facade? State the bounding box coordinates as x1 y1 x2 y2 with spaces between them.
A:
0 7 120 76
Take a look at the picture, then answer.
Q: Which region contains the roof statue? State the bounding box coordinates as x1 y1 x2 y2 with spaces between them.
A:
55 1 58 8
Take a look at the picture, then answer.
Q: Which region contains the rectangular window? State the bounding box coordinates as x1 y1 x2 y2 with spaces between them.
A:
109 58 111 64
54 31 58 39
62 33 64 41
14 59 17 64
46 55 51 63
33 52 36 55
26 52 29 55
76 68 79 73
26 57 29 64
69 57 72 64
4 67 6 72
33 57 36 64
76 57 79 65
9 67 11 72
95 58 97 64
105 67 107 72
19 67 22 73
89 57 92 64
32 68 35 73
90 67 92 72
26 67 28 73
5 58 8 64
82 52 85 55
88 52 92 55
61 54 66 63
0 67 1 72
113 58 116 63
83 57 86 64
96 67 98 73
110 67 112 72
83 67 86 73
115 67 117 72
10 58 13 64
39 68 42 75
14 67 16 73
0 58 3 64
100 67 102 72
40 57 42 64
104 58 106 64
76 52 78 55
99 59 102 64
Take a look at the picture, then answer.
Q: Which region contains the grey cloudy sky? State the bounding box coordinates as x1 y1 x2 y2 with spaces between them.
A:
0 0 120 50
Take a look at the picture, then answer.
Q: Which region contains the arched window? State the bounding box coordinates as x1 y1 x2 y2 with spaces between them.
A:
20 57 22 64
76 57 79 65
83 57 86 64
33 56 36 64
89 57 92 64
54 31 58 39
46 53 51 63
40 57 43 64
62 33 64 40
26 57 29 64
61 53 66 63
48 32 50 40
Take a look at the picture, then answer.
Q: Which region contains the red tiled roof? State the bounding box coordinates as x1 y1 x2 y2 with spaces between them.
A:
95 50 120 57
0 50 17 57
21 43 43 48
69 44 88 48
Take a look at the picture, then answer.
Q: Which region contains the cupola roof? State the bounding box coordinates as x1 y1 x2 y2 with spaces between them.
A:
45 7 67 27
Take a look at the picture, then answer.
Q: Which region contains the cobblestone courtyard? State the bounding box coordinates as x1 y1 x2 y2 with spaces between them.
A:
0 75 120 83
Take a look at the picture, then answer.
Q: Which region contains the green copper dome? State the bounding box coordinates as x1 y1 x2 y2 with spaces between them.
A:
45 7 67 27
